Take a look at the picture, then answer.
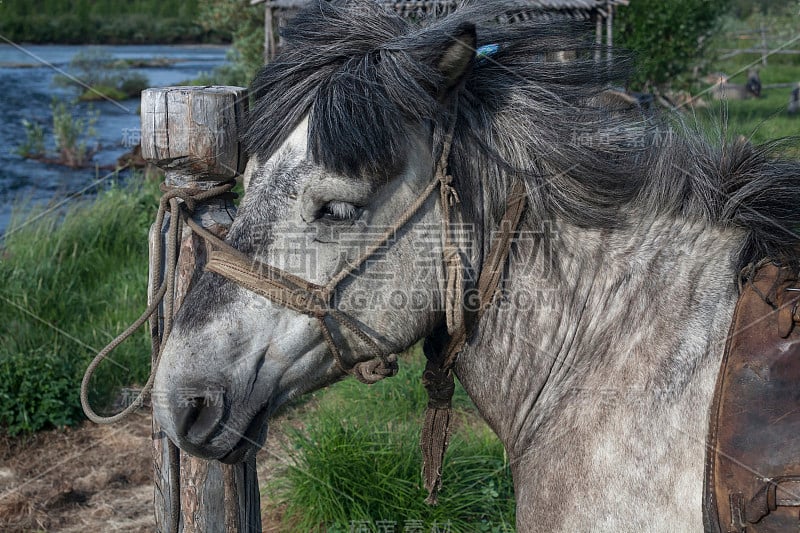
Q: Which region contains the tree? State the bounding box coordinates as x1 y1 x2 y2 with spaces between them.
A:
197 0 265 86
614 0 732 90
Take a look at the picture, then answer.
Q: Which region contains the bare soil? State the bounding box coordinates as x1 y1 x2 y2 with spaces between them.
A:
0 412 293 533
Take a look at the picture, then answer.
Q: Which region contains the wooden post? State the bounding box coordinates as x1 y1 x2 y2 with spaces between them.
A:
265 3 275 63
760 24 768 66
606 1 614 63
141 86 261 533
250 0 276 63
595 10 603 62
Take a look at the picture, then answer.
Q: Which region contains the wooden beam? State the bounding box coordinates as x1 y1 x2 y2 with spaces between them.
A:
606 1 614 62
264 3 274 63
141 86 260 533
595 10 602 62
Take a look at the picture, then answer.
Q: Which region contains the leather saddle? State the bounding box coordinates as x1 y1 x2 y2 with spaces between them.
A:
704 262 800 532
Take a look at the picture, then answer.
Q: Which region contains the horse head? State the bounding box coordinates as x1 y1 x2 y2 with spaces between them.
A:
153 3 480 463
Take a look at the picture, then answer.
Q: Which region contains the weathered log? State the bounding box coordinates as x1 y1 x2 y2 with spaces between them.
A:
141 86 248 182
141 86 261 533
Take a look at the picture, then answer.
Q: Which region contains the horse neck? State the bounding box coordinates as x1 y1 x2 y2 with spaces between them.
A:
455 215 744 456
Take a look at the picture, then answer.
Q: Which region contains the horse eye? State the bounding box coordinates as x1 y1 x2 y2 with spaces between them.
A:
319 201 359 222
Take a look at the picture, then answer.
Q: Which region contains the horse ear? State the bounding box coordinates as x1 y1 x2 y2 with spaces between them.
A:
436 23 477 93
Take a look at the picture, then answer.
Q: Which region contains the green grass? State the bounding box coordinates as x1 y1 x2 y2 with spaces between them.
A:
79 85 129 102
692 64 800 151
690 17 800 154
0 178 158 435
269 348 516 533
701 97 799 155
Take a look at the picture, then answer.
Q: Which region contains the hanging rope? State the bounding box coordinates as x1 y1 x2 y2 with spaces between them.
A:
80 179 237 533
420 178 528 505
80 180 236 423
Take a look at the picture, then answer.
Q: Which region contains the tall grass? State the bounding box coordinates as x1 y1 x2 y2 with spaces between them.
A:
0 178 158 435
270 349 516 532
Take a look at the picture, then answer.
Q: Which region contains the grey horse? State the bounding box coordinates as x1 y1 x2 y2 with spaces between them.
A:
152 2 800 531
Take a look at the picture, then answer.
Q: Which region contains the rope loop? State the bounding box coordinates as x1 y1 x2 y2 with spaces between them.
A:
81 179 236 425
353 354 399 384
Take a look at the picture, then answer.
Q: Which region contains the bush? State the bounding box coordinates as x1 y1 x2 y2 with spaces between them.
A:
197 0 265 86
117 72 149 98
0 180 159 435
16 119 46 159
51 99 98 167
0 351 81 434
614 0 732 90
17 99 99 167
0 0 218 44
79 85 128 102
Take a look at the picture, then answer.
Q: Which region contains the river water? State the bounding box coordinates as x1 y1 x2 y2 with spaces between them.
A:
0 44 230 235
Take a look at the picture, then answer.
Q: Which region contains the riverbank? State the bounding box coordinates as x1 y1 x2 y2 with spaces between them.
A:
0 44 229 235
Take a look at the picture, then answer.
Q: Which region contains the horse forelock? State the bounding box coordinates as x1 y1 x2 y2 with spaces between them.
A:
243 0 800 273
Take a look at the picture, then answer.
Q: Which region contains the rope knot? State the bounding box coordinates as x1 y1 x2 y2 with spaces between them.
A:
159 181 237 214
353 353 399 384
183 196 198 212
422 367 455 410
439 176 460 207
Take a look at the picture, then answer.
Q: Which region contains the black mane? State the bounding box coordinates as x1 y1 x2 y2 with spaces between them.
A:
244 0 800 270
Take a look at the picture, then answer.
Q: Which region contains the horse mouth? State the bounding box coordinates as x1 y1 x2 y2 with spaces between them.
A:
219 404 271 464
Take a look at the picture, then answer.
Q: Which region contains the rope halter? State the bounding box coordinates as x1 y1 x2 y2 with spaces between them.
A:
201 123 464 383
202 121 528 504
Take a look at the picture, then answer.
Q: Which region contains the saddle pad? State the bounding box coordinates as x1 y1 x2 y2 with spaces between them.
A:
704 263 800 532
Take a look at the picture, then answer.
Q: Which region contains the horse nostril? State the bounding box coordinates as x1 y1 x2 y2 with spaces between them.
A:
173 391 225 444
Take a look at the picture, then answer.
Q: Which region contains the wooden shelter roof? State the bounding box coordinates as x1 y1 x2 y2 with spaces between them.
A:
249 0 629 61
251 0 629 12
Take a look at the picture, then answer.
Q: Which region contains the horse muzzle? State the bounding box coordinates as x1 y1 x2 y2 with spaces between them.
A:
153 378 270 463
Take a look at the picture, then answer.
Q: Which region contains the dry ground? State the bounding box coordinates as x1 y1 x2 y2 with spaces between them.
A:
0 412 292 533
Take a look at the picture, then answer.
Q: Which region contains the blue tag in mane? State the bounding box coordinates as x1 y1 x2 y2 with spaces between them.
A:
476 44 500 62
